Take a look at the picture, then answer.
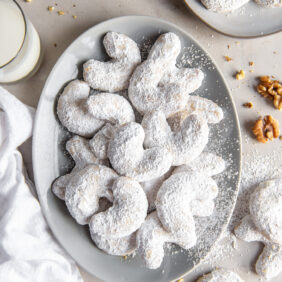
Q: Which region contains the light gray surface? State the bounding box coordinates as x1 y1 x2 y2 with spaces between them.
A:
184 0 282 37
5 0 282 281
32 16 241 282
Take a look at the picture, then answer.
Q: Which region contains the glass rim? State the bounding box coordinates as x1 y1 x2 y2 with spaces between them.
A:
0 0 27 69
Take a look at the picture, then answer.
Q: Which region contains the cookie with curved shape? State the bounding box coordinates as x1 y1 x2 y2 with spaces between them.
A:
173 152 225 177
254 0 282 7
234 179 282 279
142 110 209 166
89 177 148 238
108 122 173 182
65 164 118 225
57 80 104 137
89 123 117 160
156 171 218 240
201 0 250 13
83 32 141 92
87 93 135 125
128 32 204 116
52 135 107 200
167 96 223 132
197 268 243 282
91 232 136 256
136 212 195 269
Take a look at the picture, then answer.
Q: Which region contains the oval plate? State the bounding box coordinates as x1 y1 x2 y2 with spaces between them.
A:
184 0 282 38
33 16 241 282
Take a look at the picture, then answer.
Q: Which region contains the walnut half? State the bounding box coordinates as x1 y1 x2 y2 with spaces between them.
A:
252 115 280 143
256 76 282 110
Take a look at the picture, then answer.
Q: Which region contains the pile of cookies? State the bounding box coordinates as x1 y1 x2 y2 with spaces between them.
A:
52 31 226 269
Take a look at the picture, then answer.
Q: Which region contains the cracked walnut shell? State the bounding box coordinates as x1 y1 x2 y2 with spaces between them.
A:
252 115 280 144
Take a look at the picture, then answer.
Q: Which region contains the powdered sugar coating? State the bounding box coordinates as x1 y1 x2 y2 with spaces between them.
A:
197 268 243 282
83 32 141 92
65 164 117 225
140 168 174 212
137 212 196 269
201 0 250 12
57 80 104 137
89 177 148 238
173 152 225 177
108 122 173 182
234 179 282 279
142 110 209 166
249 178 282 244
52 135 107 200
86 93 135 125
91 232 137 256
128 32 204 116
167 96 223 132
254 0 282 7
89 123 117 160
156 171 218 242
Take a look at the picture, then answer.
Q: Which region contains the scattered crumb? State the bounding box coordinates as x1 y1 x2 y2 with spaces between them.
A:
235 70 245 80
176 279 184 282
123 255 128 260
72 15 77 19
224 56 232 62
243 102 253 108
48 6 54 11
227 44 230 49
54 43 57 47
73 4 76 7
235 41 240 45
249 61 254 66
250 70 254 73
25 0 32 2
280 136 282 141
58 10 64 16
273 51 277 54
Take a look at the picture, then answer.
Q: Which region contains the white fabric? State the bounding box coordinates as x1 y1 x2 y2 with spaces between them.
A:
0 87 83 282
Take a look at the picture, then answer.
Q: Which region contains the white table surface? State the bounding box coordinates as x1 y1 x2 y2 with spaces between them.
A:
5 0 282 281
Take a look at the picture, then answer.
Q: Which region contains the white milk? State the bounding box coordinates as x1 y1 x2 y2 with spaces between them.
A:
0 1 41 83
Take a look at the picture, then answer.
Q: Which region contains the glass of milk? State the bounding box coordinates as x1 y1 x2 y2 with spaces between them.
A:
0 0 42 83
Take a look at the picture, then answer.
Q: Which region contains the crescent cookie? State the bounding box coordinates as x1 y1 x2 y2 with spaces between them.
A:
167 96 223 132
142 110 209 166
201 0 250 12
234 179 282 279
52 135 107 200
83 32 141 92
254 0 282 7
137 212 196 269
128 32 204 116
91 232 137 256
65 164 118 225
156 171 218 241
86 93 135 125
197 268 244 282
57 80 104 137
89 177 148 238
108 122 173 182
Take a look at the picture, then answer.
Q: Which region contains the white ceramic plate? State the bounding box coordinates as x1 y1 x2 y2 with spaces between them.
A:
33 16 241 282
184 0 282 37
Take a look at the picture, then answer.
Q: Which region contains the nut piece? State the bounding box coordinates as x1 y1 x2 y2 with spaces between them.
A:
256 76 282 110
224 56 232 62
243 102 253 108
236 70 245 80
252 115 280 143
48 6 54 11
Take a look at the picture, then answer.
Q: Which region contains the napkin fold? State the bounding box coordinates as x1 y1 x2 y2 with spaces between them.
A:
0 87 83 282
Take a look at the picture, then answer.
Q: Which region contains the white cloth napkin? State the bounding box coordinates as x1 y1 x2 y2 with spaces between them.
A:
0 87 83 282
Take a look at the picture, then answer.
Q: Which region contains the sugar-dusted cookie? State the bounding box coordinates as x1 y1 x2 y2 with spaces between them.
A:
128 32 204 116
89 177 148 238
65 164 118 225
234 179 282 279
201 0 250 13
57 80 104 137
83 32 141 92
108 122 173 182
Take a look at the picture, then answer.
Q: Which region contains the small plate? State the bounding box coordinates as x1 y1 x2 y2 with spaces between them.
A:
33 16 241 282
184 0 282 38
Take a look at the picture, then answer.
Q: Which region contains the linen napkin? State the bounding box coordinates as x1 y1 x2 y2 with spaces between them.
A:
0 87 83 282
